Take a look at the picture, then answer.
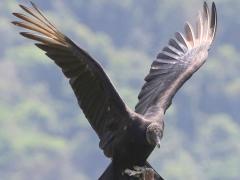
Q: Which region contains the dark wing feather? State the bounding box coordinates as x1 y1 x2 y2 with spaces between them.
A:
12 2 132 156
135 2 217 120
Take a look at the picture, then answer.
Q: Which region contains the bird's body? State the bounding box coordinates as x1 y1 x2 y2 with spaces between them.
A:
12 1 217 179
98 110 156 171
113 117 153 168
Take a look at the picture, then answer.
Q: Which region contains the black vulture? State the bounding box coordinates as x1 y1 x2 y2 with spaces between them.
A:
12 1 217 180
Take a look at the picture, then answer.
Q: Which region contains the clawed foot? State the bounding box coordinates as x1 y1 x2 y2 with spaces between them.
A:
123 166 154 179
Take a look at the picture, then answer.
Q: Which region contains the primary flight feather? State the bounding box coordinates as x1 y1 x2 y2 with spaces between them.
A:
12 1 217 179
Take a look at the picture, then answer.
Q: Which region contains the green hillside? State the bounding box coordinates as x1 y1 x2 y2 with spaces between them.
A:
0 0 240 179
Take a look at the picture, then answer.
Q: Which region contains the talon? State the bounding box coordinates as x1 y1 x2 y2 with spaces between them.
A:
123 169 141 177
123 166 154 179
133 166 146 171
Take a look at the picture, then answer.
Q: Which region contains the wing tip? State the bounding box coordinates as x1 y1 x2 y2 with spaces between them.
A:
11 21 18 25
12 1 67 45
19 4 29 13
210 1 217 41
12 12 21 18
18 1 37 9
19 4 24 9
19 31 30 38
30 1 36 7
12 12 17 16
212 2 217 26
30 1 41 12
183 1 217 46
204 1 208 7
203 1 209 18
212 2 216 10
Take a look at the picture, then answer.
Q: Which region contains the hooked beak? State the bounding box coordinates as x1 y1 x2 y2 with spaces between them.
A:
156 137 161 148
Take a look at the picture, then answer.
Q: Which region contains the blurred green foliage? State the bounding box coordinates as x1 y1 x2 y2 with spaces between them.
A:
0 0 240 179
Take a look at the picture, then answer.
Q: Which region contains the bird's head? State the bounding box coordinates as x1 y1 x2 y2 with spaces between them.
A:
146 122 163 148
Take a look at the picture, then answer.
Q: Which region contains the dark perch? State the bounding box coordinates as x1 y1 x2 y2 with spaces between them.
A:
12 2 217 179
99 162 164 180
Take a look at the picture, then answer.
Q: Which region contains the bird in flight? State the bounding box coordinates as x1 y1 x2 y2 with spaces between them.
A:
12 1 217 180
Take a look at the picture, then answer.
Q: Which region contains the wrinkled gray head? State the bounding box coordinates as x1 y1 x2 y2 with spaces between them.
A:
146 122 164 148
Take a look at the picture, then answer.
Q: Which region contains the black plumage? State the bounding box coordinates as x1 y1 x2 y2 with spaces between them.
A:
12 1 217 180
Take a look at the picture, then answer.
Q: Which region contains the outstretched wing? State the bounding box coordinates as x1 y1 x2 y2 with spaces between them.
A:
135 2 217 120
12 2 132 152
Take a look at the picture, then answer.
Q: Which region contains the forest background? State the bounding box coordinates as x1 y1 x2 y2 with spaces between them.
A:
0 0 240 179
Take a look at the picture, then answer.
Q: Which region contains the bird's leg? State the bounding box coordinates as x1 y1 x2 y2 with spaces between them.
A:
123 166 155 180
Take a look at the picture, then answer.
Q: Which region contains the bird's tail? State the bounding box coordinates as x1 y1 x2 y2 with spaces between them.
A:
99 161 164 180
145 162 164 180
99 161 115 180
